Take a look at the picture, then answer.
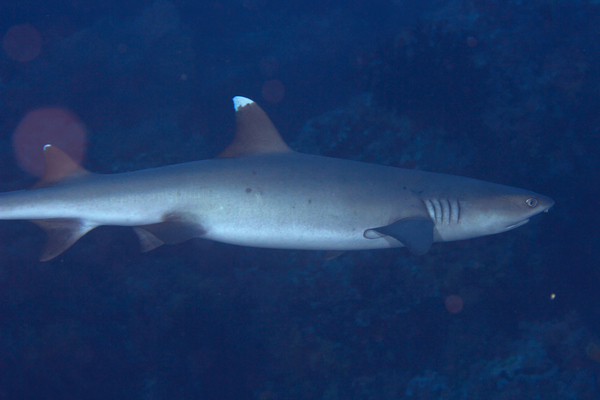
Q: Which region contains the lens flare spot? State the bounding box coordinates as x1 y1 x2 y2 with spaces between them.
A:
2 24 42 63
586 342 600 363
466 36 478 47
261 79 285 104
12 108 88 176
445 295 464 314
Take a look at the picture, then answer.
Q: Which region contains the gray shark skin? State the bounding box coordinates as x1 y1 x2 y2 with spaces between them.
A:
0 97 554 261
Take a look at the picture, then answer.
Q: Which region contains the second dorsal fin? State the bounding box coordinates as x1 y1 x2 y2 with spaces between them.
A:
218 97 292 158
32 144 90 188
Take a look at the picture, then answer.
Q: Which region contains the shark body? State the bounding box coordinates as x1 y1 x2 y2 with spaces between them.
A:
0 97 554 261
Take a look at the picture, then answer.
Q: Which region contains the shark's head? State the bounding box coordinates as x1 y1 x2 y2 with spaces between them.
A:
459 186 554 240
494 192 554 232
429 180 554 243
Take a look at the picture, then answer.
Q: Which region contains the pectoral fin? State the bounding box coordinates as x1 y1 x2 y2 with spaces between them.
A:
31 218 97 261
322 250 346 260
364 217 434 255
133 227 165 252
136 213 206 246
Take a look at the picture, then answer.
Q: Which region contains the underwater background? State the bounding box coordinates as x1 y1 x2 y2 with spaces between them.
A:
0 0 598 398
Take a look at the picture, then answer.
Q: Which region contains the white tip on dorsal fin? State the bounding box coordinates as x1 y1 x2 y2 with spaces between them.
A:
32 145 90 189
217 96 293 158
233 96 254 111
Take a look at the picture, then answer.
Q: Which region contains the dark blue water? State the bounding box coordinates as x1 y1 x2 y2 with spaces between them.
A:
0 0 598 399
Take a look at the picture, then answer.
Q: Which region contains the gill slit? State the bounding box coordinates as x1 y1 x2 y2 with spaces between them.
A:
423 198 461 225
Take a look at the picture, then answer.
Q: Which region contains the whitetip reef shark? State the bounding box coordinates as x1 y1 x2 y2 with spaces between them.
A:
0 97 554 261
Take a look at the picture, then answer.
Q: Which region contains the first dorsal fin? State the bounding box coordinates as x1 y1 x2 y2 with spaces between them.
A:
32 144 90 188
217 96 293 158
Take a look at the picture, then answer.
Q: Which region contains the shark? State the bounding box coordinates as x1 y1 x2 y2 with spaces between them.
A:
0 96 554 261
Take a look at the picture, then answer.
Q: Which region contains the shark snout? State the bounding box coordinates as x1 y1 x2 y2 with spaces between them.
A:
505 193 554 231
523 193 555 215
537 195 555 213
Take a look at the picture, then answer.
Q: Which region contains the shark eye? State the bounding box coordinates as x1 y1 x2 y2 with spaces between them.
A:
525 198 538 207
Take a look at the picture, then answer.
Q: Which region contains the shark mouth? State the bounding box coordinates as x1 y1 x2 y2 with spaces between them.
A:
505 219 530 230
